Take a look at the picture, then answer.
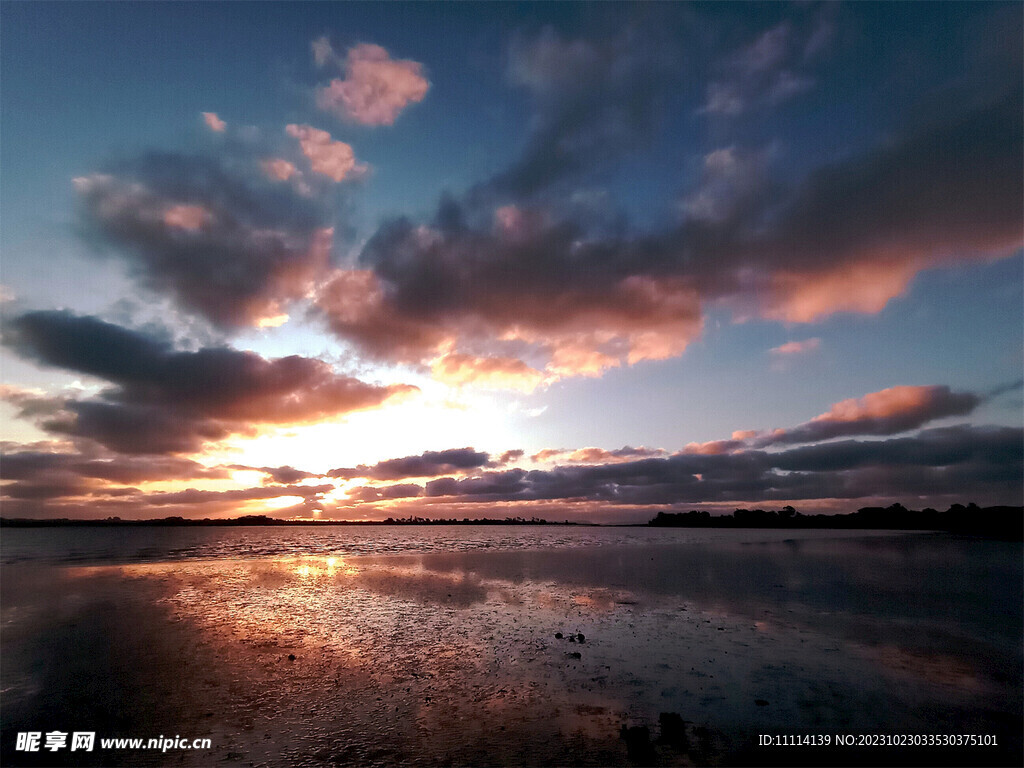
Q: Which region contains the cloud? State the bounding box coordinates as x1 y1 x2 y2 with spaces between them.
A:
329 447 491 481
229 465 319 485
311 36 335 68
309 31 1019 387
315 43 429 126
261 158 300 182
769 338 821 356
362 425 1022 508
314 202 703 381
751 385 982 446
431 353 547 393
493 449 525 466
532 446 667 463
74 152 335 329
680 146 772 225
682 439 745 456
484 24 678 199
699 16 825 116
141 483 332 507
742 96 1023 321
201 112 227 132
4 311 414 454
285 124 368 182
346 483 423 502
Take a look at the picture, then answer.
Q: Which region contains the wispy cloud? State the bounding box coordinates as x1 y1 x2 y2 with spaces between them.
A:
201 112 227 132
769 338 821 356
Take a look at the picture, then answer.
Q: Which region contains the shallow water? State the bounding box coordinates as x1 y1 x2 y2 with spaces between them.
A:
0 523 920 565
1 527 1020 766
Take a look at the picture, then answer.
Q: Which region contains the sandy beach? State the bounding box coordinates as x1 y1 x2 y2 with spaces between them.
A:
2 529 1020 767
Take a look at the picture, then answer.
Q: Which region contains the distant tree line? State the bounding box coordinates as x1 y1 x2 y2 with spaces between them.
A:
648 503 1023 539
0 514 579 527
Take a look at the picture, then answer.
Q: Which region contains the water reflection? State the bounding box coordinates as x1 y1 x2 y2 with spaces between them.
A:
2 532 1020 766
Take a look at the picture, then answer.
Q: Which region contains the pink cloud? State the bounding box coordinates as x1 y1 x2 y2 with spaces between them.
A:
749 385 982 446
813 386 955 425
682 439 745 455
285 124 367 182
261 158 299 182
769 338 821 356
314 220 704 385
162 204 210 231
201 112 226 132
316 43 429 126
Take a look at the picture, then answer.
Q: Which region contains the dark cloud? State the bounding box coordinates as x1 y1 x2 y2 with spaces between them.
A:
0 446 231 504
4 310 413 454
0 481 333 520
493 449 525 466
329 448 491 481
74 151 334 329
238 465 320 485
1 450 227 484
141 483 333 507
354 426 1021 508
315 60 1021 383
346 483 424 503
483 22 680 199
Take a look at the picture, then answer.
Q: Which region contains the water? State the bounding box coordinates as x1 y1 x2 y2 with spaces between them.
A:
0 523 931 565
2 526 1020 766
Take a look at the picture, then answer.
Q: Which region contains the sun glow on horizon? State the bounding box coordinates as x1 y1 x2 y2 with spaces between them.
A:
209 382 528 472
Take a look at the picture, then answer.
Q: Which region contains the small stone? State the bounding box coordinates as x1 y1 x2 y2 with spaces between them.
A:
555 632 563 639
568 651 581 659
658 712 689 750
288 654 296 661
577 633 586 643
620 725 654 763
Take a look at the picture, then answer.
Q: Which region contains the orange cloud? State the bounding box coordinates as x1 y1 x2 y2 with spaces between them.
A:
431 353 547 393
286 124 367 182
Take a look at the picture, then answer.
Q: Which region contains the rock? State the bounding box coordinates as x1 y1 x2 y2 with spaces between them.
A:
658 712 689 750
555 632 563 639
288 654 296 661
568 651 581 659
620 724 655 763
577 633 586 643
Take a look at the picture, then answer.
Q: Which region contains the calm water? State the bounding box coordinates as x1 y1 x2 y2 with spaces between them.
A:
2 526 1021 766
0 523 965 564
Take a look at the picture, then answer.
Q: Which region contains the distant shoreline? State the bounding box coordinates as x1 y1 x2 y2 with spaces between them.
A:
2 502 1020 538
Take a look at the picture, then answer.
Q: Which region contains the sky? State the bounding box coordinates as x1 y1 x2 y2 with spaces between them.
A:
1 1 1021 523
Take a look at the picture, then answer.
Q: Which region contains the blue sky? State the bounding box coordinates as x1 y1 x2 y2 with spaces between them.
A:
1 2 1021 521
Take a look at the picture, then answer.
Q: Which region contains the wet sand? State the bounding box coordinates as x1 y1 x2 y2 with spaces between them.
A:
2 533 1021 767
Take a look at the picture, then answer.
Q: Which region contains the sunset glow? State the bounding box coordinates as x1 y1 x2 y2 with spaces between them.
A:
1 1 1020 522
